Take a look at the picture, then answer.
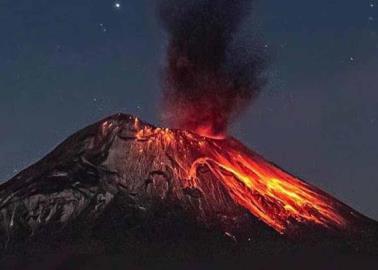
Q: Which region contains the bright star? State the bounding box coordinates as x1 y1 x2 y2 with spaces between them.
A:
114 2 121 9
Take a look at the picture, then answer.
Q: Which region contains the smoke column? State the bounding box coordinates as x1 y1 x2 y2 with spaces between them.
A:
158 0 266 138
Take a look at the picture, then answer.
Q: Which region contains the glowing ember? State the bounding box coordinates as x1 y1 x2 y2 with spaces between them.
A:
193 125 226 140
134 124 358 235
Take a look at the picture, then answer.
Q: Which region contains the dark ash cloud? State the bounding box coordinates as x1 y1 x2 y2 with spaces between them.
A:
158 0 266 136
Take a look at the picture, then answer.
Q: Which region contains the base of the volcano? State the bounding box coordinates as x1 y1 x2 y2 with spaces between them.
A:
1 198 377 269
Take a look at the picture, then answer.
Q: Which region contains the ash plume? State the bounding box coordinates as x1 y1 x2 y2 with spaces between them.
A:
158 0 266 137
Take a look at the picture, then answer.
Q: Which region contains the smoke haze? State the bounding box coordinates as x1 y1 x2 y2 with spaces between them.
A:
158 0 266 137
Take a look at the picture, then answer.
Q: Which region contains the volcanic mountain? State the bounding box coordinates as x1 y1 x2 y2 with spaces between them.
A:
0 114 377 268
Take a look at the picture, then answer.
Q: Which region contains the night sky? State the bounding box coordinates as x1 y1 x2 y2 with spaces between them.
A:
0 1 377 219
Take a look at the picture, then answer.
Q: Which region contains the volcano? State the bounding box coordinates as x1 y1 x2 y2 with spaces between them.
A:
0 114 377 268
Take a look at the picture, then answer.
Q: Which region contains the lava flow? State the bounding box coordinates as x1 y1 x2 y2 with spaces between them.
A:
133 120 361 235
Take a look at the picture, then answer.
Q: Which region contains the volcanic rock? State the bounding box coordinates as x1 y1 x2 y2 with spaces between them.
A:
0 113 377 269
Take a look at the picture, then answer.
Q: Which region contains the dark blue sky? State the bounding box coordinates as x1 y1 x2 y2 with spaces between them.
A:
0 1 377 219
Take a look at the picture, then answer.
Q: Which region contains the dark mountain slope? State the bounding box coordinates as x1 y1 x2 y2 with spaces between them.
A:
0 113 376 269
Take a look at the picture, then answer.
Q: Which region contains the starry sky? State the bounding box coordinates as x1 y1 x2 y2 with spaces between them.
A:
0 1 377 219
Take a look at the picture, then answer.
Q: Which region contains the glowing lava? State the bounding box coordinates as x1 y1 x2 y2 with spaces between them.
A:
192 125 226 140
133 122 359 235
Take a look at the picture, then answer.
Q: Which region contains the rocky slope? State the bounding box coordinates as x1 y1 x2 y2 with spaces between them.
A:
0 114 376 269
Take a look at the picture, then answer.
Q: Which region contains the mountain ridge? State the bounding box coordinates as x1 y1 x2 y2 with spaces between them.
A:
0 113 377 268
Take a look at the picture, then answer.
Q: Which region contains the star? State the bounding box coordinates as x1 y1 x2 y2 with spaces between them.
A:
114 2 121 9
99 23 107 32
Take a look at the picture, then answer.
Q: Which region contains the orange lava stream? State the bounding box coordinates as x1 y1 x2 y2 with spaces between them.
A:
135 124 350 234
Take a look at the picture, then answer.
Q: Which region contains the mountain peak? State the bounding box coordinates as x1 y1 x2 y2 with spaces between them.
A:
0 114 377 268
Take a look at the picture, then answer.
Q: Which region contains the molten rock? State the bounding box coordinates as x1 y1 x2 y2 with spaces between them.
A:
0 114 377 267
